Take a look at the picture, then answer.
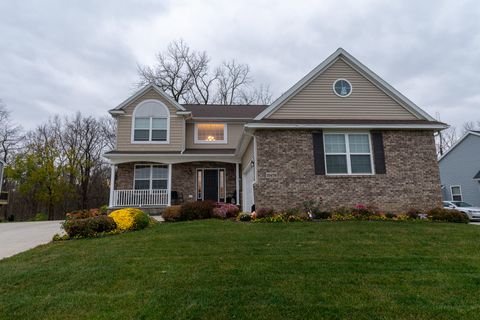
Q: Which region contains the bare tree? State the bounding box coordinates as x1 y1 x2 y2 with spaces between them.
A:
137 40 272 105
461 120 480 135
216 60 252 105
435 126 457 157
99 116 116 151
0 101 23 164
238 84 273 105
137 40 194 102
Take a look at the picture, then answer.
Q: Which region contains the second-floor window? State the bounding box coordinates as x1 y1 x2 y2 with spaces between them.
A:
194 123 227 144
132 100 169 143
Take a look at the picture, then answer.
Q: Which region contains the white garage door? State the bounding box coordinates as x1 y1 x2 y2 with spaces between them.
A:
242 165 255 212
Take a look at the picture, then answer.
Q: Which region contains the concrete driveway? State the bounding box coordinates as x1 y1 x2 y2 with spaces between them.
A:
0 220 63 260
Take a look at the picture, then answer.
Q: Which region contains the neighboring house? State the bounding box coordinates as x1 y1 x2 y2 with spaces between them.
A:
104 48 447 213
438 131 480 206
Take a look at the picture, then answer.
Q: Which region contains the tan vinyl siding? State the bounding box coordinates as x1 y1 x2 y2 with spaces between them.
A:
185 122 244 149
241 139 254 171
268 58 419 120
116 88 184 151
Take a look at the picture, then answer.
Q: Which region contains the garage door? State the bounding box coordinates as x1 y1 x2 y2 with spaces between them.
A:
242 165 255 212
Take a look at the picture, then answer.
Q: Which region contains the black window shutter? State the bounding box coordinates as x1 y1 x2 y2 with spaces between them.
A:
371 131 386 174
312 131 325 175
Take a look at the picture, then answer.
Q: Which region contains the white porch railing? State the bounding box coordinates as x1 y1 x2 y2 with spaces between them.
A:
112 189 169 207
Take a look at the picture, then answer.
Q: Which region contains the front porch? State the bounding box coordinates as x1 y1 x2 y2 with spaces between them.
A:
109 161 240 208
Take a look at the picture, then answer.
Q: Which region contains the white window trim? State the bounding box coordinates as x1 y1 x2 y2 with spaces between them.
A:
323 131 375 176
333 78 353 98
194 123 228 144
450 185 463 201
195 168 227 202
133 164 169 190
131 99 170 144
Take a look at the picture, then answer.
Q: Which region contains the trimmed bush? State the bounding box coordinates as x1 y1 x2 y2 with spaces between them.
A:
66 208 102 220
109 208 150 230
427 208 469 223
62 215 116 238
385 212 396 219
212 203 240 219
180 201 215 220
162 205 182 222
255 207 276 219
314 211 332 220
406 208 422 219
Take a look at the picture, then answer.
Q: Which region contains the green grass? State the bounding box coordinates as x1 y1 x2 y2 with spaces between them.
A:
1 220 480 319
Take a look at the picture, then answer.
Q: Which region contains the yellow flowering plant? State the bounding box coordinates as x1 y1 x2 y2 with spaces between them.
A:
108 208 150 231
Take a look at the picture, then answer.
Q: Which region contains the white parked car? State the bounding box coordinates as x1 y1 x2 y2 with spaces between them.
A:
443 201 480 221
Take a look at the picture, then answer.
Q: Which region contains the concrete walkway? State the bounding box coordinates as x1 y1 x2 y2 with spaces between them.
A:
0 220 63 260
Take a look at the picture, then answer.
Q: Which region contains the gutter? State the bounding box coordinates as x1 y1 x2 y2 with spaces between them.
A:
244 123 449 130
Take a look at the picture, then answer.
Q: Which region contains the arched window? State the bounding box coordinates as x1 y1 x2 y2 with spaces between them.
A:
132 100 169 143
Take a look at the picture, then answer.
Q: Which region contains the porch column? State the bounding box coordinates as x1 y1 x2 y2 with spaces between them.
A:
167 163 172 206
109 164 116 207
235 163 240 205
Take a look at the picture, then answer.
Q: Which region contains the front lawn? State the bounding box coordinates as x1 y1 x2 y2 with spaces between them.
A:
1 220 479 319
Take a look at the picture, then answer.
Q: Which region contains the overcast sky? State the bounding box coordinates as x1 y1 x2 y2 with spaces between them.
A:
0 0 479 129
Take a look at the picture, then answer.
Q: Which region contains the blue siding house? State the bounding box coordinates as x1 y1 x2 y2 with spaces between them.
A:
438 131 480 206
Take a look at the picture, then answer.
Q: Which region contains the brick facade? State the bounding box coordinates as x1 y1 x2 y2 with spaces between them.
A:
253 129 442 213
172 162 237 202
116 161 237 203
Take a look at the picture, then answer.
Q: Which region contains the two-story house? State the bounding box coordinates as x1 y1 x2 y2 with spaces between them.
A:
104 48 447 213
438 131 480 206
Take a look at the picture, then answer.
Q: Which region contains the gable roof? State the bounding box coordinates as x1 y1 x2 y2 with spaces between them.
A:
109 84 186 115
183 104 268 119
254 48 436 121
438 130 480 162
473 170 480 180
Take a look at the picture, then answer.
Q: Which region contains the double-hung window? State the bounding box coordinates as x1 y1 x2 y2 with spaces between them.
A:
450 186 462 201
324 133 373 174
132 100 169 143
134 165 168 190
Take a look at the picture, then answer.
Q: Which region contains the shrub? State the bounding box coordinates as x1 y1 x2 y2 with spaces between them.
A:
427 208 469 223
66 208 102 220
162 205 182 222
406 208 422 219
314 211 332 220
133 211 151 230
52 233 70 241
385 212 396 219
213 203 240 219
253 214 286 223
237 212 251 221
255 207 276 219
281 207 310 221
109 208 150 230
352 204 376 219
62 215 116 238
302 200 323 216
29 213 48 221
332 207 353 216
180 201 215 220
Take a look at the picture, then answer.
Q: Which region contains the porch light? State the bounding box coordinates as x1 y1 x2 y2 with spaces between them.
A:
207 135 216 141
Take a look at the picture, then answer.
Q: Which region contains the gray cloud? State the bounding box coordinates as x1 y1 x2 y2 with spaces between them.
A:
0 0 479 129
